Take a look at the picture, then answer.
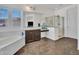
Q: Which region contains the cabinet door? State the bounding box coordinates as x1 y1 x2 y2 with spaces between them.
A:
25 30 40 43
34 30 40 41
25 31 34 43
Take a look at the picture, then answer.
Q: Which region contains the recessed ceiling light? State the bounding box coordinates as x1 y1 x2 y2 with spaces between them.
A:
25 6 32 11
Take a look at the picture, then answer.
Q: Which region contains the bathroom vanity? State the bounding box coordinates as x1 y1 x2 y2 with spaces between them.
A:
25 27 59 44
25 29 41 43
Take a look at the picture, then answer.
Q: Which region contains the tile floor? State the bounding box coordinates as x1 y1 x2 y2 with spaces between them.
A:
15 37 79 55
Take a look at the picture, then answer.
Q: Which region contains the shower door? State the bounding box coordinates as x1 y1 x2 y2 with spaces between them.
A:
54 16 64 39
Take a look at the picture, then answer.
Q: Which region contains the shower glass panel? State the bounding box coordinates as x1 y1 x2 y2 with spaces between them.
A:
54 15 64 39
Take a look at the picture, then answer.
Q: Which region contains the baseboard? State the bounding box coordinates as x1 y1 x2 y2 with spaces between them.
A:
62 37 77 40
41 37 48 39
14 45 26 55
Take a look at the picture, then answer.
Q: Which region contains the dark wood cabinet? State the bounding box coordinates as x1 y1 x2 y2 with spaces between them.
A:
25 29 41 44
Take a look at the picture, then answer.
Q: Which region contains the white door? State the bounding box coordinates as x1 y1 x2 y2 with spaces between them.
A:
66 6 77 39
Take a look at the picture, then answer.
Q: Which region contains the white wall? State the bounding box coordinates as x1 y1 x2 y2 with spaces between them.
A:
66 6 77 39
23 5 55 28
54 5 77 39
77 5 79 50
24 12 46 28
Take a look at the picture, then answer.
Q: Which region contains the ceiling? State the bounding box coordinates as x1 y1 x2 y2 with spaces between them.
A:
24 4 72 11
0 4 72 11
23 4 72 15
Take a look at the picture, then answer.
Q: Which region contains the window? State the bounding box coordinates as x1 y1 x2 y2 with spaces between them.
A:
12 9 21 18
0 8 8 27
0 8 22 27
12 9 21 27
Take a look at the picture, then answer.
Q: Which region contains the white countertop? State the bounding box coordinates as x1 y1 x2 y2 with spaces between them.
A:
24 27 55 31
24 27 41 30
